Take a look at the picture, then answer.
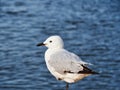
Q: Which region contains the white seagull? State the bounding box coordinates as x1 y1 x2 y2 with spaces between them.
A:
37 35 98 90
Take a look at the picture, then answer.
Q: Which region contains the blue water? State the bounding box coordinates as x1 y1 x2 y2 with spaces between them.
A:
0 0 120 90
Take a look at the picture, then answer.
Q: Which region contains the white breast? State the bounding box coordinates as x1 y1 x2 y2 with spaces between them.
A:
45 49 63 79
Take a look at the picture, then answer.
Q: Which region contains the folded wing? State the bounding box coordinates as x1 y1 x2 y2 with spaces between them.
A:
48 50 96 74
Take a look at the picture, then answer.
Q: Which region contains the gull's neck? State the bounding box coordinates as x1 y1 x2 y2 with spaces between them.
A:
45 48 63 61
47 47 63 54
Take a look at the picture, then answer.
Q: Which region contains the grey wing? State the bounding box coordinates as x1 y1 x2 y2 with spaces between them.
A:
48 50 85 74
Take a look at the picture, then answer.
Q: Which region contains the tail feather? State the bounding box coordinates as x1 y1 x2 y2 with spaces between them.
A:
78 65 99 74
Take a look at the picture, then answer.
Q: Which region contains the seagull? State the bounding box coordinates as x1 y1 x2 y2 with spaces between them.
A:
37 35 98 90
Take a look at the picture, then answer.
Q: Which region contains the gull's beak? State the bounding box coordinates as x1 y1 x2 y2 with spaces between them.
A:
36 42 45 46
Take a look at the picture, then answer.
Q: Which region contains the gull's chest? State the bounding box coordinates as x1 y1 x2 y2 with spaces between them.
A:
45 49 53 62
44 49 63 78
45 49 59 63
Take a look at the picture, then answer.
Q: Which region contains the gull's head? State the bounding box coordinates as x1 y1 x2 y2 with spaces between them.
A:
37 35 64 49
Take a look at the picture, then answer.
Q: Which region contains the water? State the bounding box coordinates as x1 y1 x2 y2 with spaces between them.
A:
0 0 120 90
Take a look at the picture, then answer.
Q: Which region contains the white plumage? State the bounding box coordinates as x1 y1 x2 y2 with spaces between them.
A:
37 35 98 89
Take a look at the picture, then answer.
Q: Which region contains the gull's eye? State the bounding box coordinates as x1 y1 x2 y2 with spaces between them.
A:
49 40 52 43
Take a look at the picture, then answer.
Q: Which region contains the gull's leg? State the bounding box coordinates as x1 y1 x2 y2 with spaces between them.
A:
66 83 69 90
